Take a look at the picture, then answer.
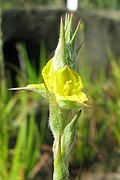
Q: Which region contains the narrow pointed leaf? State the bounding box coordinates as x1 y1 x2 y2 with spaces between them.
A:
65 14 73 42
8 84 47 97
61 110 81 159
70 21 81 46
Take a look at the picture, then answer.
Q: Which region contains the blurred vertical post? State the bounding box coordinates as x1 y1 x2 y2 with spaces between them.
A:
67 0 78 11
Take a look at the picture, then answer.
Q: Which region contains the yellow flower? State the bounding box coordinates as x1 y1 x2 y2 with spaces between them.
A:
10 58 88 109
42 59 88 108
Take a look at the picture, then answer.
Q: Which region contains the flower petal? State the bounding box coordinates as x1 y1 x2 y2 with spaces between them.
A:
42 59 88 108
56 92 88 109
42 59 53 91
53 65 83 96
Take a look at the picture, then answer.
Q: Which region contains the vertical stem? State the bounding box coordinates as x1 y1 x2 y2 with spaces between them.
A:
49 104 69 180
53 134 69 180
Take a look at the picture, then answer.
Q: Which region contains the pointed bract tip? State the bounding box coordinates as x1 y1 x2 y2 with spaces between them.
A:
70 13 73 19
60 17 65 40
8 87 27 91
60 17 63 26
65 13 69 21
70 20 80 45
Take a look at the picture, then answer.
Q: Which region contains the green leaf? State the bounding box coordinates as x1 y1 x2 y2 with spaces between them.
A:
61 110 81 159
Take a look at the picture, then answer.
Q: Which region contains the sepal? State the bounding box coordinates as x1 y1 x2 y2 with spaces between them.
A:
61 110 81 159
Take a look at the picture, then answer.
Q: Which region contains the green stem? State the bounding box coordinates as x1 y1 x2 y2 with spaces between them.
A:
53 134 69 180
49 101 81 180
49 104 70 180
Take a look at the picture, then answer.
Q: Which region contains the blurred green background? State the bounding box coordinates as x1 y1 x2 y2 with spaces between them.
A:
0 1 120 180
0 0 120 9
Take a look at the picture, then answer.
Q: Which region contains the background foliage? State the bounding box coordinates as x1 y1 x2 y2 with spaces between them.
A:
0 0 120 9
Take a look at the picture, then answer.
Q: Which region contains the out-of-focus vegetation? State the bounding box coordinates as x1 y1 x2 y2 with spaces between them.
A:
0 12 48 178
0 0 120 9
72 52 120 165
0 0 65 9
79 0 120 9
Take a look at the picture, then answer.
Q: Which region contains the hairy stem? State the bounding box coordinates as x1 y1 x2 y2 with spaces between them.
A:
53 134 69 180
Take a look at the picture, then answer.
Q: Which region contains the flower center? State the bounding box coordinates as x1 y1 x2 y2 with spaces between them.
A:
63 80 73 95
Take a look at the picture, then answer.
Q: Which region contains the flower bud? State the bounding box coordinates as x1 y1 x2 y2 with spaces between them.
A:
53 14 80 70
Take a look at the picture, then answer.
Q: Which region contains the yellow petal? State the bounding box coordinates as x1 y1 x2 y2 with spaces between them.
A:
53 65 83 96
42 59 53 91
56 91 88 102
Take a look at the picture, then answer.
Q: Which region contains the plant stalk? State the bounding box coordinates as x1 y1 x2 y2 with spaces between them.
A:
49 103 70 180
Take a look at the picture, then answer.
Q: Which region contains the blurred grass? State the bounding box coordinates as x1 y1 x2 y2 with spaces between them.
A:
79 0 120 9
0 0 65 9
0 11 48 179
71 47 120 166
